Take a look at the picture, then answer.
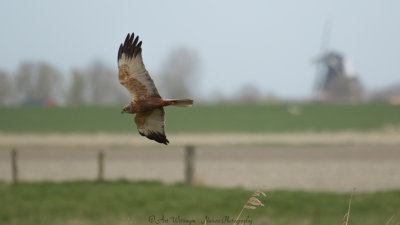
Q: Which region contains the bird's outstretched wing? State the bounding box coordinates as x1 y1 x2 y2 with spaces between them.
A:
134 108 169 145
118 33 160 100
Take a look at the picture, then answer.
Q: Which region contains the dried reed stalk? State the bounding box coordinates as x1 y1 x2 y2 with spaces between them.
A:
233 189 266 225
343 188 356 225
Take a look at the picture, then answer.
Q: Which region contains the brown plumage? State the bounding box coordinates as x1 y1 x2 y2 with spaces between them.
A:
118 32 193 145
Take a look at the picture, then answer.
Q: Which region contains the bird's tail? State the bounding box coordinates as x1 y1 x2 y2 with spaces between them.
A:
165 99 194 107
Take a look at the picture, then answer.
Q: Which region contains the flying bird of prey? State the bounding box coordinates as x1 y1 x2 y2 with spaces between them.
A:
118 32 193 145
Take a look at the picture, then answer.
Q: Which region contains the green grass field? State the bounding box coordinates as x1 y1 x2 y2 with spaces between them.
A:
1 180 399 225
0 103 400 133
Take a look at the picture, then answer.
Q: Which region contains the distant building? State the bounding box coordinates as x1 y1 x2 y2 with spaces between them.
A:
314 51 363 102
22 97 56 106
370 83 400 104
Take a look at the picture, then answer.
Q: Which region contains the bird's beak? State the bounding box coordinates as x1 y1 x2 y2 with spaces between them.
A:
121 110 124 114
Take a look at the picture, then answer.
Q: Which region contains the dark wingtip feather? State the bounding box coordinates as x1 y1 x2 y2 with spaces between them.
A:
118 32 143 60
138 130 169 145
117 44 123 61
124 33 130 44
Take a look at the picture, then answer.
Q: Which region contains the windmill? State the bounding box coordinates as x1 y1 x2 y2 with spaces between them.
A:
312 20 363 102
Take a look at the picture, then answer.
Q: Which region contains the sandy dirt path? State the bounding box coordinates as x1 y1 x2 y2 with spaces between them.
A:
1 132 400 148
1 144 399 192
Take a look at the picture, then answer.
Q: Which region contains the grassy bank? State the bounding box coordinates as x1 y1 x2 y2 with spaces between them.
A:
1 103 400 133
1 180 399 225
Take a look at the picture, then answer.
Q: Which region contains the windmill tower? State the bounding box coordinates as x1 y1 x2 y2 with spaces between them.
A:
313 19 331 100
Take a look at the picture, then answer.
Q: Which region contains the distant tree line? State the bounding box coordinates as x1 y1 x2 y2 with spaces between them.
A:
1 62 65 105
2 47 399 106
0 61 129 106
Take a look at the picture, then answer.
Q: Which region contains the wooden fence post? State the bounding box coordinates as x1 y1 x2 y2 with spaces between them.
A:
11 149 18 185
97 150 105 182
184 146 195 185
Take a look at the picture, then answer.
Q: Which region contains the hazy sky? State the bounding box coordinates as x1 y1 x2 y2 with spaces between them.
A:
1 0 399 99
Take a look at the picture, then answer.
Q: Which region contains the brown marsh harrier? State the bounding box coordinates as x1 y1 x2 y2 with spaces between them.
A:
118 33 193 145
